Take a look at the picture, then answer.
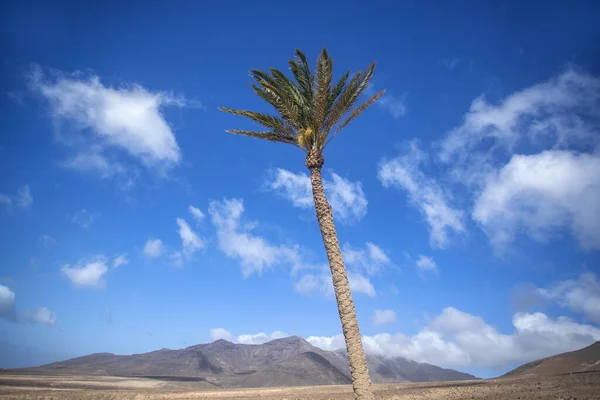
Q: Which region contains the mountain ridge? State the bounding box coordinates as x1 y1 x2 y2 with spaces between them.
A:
503 341 600 378
4 335 477 388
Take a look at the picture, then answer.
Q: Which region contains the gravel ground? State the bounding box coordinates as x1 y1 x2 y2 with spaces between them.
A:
0 372 599 399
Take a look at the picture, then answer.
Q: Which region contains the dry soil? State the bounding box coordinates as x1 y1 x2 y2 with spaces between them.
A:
0 372 599 399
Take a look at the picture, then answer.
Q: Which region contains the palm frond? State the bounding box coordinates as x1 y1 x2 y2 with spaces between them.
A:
324 90 385 147
314 49 333 145
219 49 383 155
218 108 285 129
225 129 299 146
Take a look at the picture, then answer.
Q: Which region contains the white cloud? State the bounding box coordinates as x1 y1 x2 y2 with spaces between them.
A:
433 68 600 251
538 272 600 323
143 238 164 258
348 272 376 297
29 66 189 181
70 209 98 228
378 142 465 248
188 205 205 223
22 307 57 326
268 169 313 208
343 242 391 275
472 150 600 251
306 334 346 351
208 198 300 277
0 185 32 211
294 271 376 297
176 218 205 256
294 273 332 296
439 68 600 164
1 285 56 326
0 285 16 321
112 253 128 268
61 256 108 289
236 331 288 345
209 328 234 342
373 309 397 326
209 328 287 345
416 255 438 275
309 306 600 370
268 169 368 223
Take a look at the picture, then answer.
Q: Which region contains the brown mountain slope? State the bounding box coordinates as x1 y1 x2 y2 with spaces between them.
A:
503 341 600 377
4 336 477 387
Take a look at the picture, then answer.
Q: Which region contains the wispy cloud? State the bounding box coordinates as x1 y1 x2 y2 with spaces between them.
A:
378 141 465 248
267 168 368 223
111 253 128 268
208 198 301 277
538 272 600 323
0 185 32 212
70 209 99 229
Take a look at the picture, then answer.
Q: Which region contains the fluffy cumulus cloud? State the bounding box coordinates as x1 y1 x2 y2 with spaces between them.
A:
0 185 33 211
0 284 56 326
416 255 438 275
440 68 600 251
378 142 465 248
472 150 600 251
309 306 600 370
208 198 301 277
61 256 108 289
267 168 368 223
143 238 164 258
29 66 190 182
538 272 600 323
379 68 600 252
373 309 397 326
209 328 288 345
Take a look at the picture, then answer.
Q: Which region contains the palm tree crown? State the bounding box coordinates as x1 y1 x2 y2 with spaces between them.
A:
219 48 384 159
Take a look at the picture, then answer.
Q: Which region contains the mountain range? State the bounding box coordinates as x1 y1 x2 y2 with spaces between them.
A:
6 336 477 388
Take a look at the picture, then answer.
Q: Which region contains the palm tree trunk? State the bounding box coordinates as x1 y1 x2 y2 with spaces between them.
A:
306 153 374 400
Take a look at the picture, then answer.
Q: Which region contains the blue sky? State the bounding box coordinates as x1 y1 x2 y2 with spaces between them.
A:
1 0 599 378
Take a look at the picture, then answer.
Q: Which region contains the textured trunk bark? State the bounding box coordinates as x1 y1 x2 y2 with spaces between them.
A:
306 154 374 400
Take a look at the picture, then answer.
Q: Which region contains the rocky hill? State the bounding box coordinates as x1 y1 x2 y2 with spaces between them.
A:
503 341 600 377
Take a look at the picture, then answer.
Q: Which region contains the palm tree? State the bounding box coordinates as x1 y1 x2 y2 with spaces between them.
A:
219 48 384 400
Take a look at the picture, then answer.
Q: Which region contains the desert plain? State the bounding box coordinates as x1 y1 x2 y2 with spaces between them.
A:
1 371 599 400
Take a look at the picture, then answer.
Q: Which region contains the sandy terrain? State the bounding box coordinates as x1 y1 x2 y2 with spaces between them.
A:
1 372 599 399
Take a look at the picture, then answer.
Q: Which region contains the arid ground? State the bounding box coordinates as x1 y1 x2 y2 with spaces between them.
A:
1 372 599 400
